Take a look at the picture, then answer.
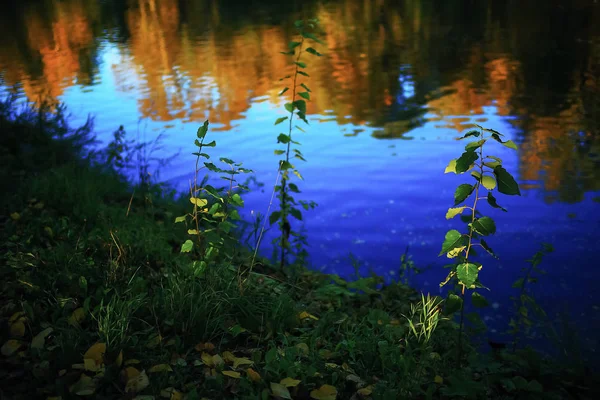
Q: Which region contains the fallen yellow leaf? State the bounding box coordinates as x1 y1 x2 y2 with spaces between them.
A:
280 377 301 387
9 312 26 324
69 374 96 396
149 364 173 373
1 340 21 356
84 358 102 372
233 357 253 369
146 334 162 349
115 350 123 367
295 343 309 356
270 382 292 399
120 367 141 384
125 370 149 393
246 368 261 382
31 328 53 349
298 311 319 320
10 212 20 220
434 375 444 384
222 351 236 363
83 342 106 364
10 321 26 337
310 384 337 400
68 308 86 327
125 359 141 366
222 370 241 379
160 387 182 399
357 385 373 396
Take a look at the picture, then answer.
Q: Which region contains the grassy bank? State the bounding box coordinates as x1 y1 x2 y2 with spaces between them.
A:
0 96 598 400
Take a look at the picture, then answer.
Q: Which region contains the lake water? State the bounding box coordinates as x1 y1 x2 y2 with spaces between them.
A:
1 0 599 358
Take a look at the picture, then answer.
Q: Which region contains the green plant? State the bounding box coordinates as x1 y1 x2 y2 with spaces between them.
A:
439 124 521 361
175 120 252 274
404 293 444 345
269 19 322 269
509 243 553 351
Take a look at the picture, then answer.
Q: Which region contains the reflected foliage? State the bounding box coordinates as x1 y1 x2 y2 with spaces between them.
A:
0 0 598 201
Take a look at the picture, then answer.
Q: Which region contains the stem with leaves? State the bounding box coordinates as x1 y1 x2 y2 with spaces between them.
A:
269 19 322 269
439 124 521 362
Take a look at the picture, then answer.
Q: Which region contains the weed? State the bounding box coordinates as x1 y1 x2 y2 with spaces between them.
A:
439 124 521 361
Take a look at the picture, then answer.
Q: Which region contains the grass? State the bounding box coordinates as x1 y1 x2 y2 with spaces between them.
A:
0 96 599 399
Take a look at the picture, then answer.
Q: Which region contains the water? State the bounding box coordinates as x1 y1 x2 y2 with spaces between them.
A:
1 0 599 357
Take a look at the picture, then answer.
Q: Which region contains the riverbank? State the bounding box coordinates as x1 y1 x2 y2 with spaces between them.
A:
0 97 597 399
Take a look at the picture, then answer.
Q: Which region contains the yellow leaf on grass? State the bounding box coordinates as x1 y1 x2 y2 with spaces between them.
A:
149 364 173 373
201 352 214 367
357 385 373 396
233 357 253 369
295 343 309 356
125 359 141 366
146 334 162 349
125 370 149 393
212 354 224 367
195 342 215 352
298 311 319 320
434 375 444 384
270 382 292 399
120 367 141 384
10 321 26 337
83 342 106 363
10 212 21 220
222 351 236 363
280 377 301 387
222 370 240 379
246 368 261 382
9 312 26 324
68 308 86 327
161 387 182 399
1 340 21 356
84 358 102 372
69 374 96 396
31 328 53 349
310 384 337 400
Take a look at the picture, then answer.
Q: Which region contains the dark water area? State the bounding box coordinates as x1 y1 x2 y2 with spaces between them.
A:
1 0 599 360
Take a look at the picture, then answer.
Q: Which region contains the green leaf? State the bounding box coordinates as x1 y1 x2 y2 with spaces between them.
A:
204 140 216 147
274 149 285 155
471 170 482 181
501 140 518 150
288 41 302 50
457 263 479 287
444 293 463 315
231 194 244 207
277 134 291 144
446 207 467 219
301 32 324 44
293 170 304 180
459 130 480 140
181 240 193 253
295 61 307 68
456 151 479 173
174 215 187 223
481 175 496 190
471 292 489 308
471 217 496 236
290 208 302 220
280 161 294 170
454 184 475 205
300 83 311 92
465 139 486 151
297 71 310 77
275 117 288 125
444 159 457 174
487 192 507 211
284 103 294 113
197 121 209 139
288 183 301 193
483 161 501 169
305 47 322 56
480 238 498 259
220 157 235 165
439 230 466 256
298 92 310 100
494 166 521 195
294 100 307 114
279 87 289 96
190 198 208 207
269 211 281 226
